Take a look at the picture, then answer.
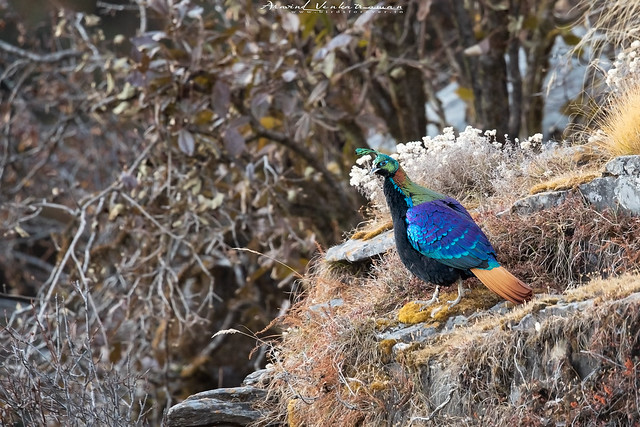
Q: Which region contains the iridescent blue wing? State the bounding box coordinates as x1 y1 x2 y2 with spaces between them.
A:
405 199 497 270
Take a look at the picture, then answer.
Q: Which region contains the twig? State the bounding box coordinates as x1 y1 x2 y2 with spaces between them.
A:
96 1 140 11
137 0 147 35
234 247 304 279
409 388 455 424
0 39 82 63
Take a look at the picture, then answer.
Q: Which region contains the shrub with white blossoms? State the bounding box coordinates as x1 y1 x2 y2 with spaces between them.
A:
606 40 640 92
350 126 544 206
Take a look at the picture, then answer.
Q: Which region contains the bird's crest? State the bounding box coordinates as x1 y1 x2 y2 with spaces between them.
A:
355 148 446 205
355 148 378 157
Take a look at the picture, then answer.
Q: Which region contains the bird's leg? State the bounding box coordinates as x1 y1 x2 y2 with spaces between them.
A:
447 278 468 308
447 278 467 308
414 286 440 312
430 279 467 318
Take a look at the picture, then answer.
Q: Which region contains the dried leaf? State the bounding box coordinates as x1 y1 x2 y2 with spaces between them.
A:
295 113 311 142
178 129 195 156
213 80 230 117
307 80 328 105
183 177 202 195
463 37 491 56
108 204 125 221
281 12 299 33
197 193 225 211
455 86 475 102
223 127 246 156
322 51 336 78
116 82 136 100
251 93 271 119
112 101 130 115
327 33 352 51
282 69 297 82
260 116 282 130
193 109 214 125
14 225 29 238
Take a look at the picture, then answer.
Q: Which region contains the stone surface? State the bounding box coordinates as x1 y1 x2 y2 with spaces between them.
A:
510 155 640 217
510 190 569 215
377 323 439 343
241 367 273 387
164 386 266 427
324 230 394 263
579 175 640 215
604 154 640 177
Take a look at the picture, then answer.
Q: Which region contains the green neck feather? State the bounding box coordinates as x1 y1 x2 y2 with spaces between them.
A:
391 167 446 206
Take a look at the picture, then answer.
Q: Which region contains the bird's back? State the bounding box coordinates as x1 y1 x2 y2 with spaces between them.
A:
383 178 470 285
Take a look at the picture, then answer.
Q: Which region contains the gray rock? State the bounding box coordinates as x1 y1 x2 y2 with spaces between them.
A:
164 386 266 427
604 155 640 176
444 315 469 331
510 190 569 215
377 323 439 343
325 230 394 262
241 367 273 387
579 175 640 215
508 155 640 217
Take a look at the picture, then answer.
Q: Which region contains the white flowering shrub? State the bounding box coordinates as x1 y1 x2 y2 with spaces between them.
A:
350 126 545 207
605 40 640 92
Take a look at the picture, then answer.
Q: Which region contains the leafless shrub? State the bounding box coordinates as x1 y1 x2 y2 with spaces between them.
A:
0 283 149 426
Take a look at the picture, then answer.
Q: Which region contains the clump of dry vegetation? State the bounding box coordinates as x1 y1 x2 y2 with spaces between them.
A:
595 83 640 156
258 0 640 424
262 210 640 424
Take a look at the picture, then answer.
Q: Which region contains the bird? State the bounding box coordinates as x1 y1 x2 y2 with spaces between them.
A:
355 148 532 311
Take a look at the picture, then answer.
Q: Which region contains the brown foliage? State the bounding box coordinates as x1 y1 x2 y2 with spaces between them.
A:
479 196 640 292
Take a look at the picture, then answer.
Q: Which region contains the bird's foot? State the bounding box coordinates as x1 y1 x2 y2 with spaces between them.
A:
414 286 440 312
431 281 468 318
446 286 469 309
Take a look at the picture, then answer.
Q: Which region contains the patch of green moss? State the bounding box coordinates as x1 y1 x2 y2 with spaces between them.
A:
397 301 432 324
287 398 302 427
398 285 503 324
378 338 397 356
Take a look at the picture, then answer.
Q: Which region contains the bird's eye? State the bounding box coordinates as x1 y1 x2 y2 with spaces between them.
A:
379 160 388 166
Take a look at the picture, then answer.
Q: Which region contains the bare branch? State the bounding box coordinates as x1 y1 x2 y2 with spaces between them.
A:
0 40 82 63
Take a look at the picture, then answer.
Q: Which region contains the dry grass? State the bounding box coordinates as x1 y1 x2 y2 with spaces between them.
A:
259 192 640 425
595 84 640 156
408 273 640 425
528 171 601 195
480 196 640 291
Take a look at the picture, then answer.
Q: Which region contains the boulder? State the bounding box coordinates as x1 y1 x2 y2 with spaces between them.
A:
579 175 640 215
510 155 640 217
603 154 640 176
510 190 569 215
163 375 271 427
324 229 394 263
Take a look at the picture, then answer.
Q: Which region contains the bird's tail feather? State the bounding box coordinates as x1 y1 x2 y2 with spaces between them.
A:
470 266 532 304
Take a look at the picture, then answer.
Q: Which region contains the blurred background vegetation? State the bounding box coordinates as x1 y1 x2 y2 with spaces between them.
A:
0 0 626 424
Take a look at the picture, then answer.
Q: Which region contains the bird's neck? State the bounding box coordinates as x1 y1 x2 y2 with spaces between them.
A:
385 167 446 209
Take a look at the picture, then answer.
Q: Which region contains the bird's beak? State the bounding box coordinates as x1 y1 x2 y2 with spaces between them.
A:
369 166 380 175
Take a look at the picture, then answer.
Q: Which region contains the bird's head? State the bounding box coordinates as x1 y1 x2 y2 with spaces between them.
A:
355 148 399 178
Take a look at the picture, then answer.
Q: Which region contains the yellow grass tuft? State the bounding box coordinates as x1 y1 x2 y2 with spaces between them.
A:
351 220 393 240
529 171 601 195
597 84 640 156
